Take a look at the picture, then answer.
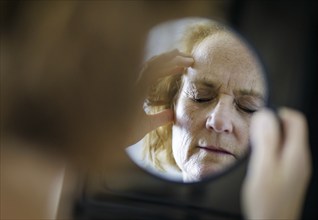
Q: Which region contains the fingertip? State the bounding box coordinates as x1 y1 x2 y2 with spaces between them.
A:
174 56 194 67
250 108 275 137
178 51 193 58
250 108 281 155
148 109 174 132
278 107 307 130
278 107 308 143
167 48 181 57
278 107 309 152
184 57 194 66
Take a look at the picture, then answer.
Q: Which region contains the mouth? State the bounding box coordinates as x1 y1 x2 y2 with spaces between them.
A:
198 145 236 159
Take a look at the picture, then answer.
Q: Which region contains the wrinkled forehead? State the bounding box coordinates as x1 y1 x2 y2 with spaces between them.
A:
187 32 267 97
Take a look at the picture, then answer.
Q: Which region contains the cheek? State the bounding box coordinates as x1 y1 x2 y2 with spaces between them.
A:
173 97 209 148
172 99 202 165
234 116 251 152
172 124 190 169
174 99 201 129
172 100 194 151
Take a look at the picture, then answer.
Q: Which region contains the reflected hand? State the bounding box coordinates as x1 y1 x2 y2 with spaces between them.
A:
136 49 194 101
242 108 312 219
126 49 194 146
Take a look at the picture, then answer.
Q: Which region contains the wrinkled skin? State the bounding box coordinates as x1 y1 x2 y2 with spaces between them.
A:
172 33 266 182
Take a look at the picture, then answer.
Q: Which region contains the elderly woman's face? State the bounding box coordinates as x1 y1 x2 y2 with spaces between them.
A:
172 33 266 182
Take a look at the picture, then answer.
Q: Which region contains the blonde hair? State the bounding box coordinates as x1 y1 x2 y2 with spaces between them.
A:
142 19 227 172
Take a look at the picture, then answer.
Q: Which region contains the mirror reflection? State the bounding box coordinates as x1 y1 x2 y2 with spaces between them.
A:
127 18 268 183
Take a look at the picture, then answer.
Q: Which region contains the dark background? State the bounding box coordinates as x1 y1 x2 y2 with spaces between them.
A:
228 0 317 219
2 0 317 219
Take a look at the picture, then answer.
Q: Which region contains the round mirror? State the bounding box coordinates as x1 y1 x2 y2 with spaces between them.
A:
127 17 268 183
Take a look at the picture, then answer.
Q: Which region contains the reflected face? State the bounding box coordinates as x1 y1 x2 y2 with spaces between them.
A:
172 33 266 182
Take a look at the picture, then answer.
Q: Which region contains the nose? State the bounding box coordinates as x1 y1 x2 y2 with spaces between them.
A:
206 99 233 133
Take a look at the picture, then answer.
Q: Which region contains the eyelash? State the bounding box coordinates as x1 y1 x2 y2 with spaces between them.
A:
184 90 214 103
235 102 257 114
187 91 258 114
193 97 213 103
193 98 257 114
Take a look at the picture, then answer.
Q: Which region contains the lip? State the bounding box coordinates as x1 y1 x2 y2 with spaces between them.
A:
198 145 236 158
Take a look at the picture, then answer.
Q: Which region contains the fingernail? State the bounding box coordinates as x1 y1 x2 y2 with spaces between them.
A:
185 57 194 64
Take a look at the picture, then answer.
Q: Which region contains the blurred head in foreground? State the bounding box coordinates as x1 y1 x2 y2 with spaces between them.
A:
2 1 221 168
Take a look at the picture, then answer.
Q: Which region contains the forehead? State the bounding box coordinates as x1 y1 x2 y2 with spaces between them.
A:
186 32 266 96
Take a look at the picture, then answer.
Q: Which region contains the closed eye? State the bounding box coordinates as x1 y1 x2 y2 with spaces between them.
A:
236 103 258 114
183 90 216 103
193 97 214 103
235 96 263 114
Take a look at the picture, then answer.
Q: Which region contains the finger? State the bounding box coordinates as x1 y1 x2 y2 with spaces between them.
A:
250 109 281 161
171 55 194 68
161 57 192 77
246 109 282 179
165 48 192 59
167 66 186 76
145 109 174 134
278 108 311 169
278 108 312 214
178 51 194 58
147 55 192 80
126 109 173 146
139 51 191 82
278 108 308 151
160 49 193 68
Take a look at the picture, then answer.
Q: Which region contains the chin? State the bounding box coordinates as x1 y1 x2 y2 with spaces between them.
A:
200 163 230 177
183 166 221 182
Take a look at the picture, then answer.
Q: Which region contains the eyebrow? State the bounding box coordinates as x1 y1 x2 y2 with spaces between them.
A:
189 79 265 101
189 79 218 90
235 89 265 101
